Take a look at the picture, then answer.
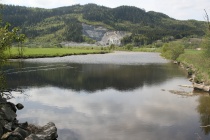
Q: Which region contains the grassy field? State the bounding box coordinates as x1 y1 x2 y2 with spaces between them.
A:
177 49 210 84
133 47 161 52
5 46 161 59
112 46 161 52
6 47 109 59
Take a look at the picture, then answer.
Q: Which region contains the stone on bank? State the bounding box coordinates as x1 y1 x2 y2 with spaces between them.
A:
0 97 58 140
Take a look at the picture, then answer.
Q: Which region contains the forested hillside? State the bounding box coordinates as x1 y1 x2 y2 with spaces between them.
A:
1 4 206 47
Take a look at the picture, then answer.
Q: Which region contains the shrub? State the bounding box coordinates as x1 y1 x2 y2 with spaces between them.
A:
109 44 115 51
202 30 210 58
161 42 184 60
125 44 133 51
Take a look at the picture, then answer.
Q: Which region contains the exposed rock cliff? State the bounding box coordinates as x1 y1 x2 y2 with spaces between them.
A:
99 31 128 46
82 23 129 46
82 23 107 41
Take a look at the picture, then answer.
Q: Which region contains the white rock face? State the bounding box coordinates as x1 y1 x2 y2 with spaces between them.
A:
82 23 107 41
99 31 128 46
82 23 129 46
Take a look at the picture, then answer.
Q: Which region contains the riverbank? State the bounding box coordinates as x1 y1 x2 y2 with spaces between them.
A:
5 47 109 59
176 49 210 92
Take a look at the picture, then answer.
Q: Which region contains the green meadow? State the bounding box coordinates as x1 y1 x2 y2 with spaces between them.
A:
177 49 210 84
6 47 109 59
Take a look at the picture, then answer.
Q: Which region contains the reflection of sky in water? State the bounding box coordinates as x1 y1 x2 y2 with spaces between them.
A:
6 52 210 140
9 78 210 140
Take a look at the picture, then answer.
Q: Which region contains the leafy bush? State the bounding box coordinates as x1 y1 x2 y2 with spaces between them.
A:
125 44 133 51
202 30 210 57
161 42 184 60
83 36 96 44
109 44 115 51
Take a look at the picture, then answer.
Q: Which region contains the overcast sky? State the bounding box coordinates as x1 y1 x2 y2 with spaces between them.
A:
1 0 210 21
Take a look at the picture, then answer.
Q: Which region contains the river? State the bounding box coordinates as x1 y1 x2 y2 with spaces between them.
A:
3 52 210 140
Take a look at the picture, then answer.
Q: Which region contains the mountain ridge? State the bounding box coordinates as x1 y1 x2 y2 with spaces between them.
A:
1 4 206 47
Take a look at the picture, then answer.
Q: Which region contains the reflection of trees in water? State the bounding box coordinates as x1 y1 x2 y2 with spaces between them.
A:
0 70 13 99
197 95 210 135
5 62 185 92
0 71 6 94
1 66 24 99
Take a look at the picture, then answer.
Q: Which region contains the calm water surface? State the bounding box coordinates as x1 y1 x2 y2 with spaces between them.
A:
4 52 210 140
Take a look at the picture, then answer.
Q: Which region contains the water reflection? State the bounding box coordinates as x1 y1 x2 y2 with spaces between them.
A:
11 85 207 140
5 62 186 92
0 71 6 93
197 94 210 135
4 52 210 140
0 66 15 99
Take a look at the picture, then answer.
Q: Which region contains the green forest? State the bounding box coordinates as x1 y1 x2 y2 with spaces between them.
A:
0 4 206 47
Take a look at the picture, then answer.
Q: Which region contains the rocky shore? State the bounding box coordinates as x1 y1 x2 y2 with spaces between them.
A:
0 97 58 140
174 61 210 93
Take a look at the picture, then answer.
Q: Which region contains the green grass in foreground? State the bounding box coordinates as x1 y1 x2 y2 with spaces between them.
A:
177 49 210 84
6 47 108 58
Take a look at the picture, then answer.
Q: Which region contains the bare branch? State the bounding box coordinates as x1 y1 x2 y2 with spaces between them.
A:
204 9 210 31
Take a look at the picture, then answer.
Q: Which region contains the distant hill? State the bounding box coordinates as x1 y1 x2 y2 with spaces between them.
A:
1 4 206 47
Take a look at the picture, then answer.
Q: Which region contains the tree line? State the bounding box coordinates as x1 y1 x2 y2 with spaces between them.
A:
0 4 206 45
